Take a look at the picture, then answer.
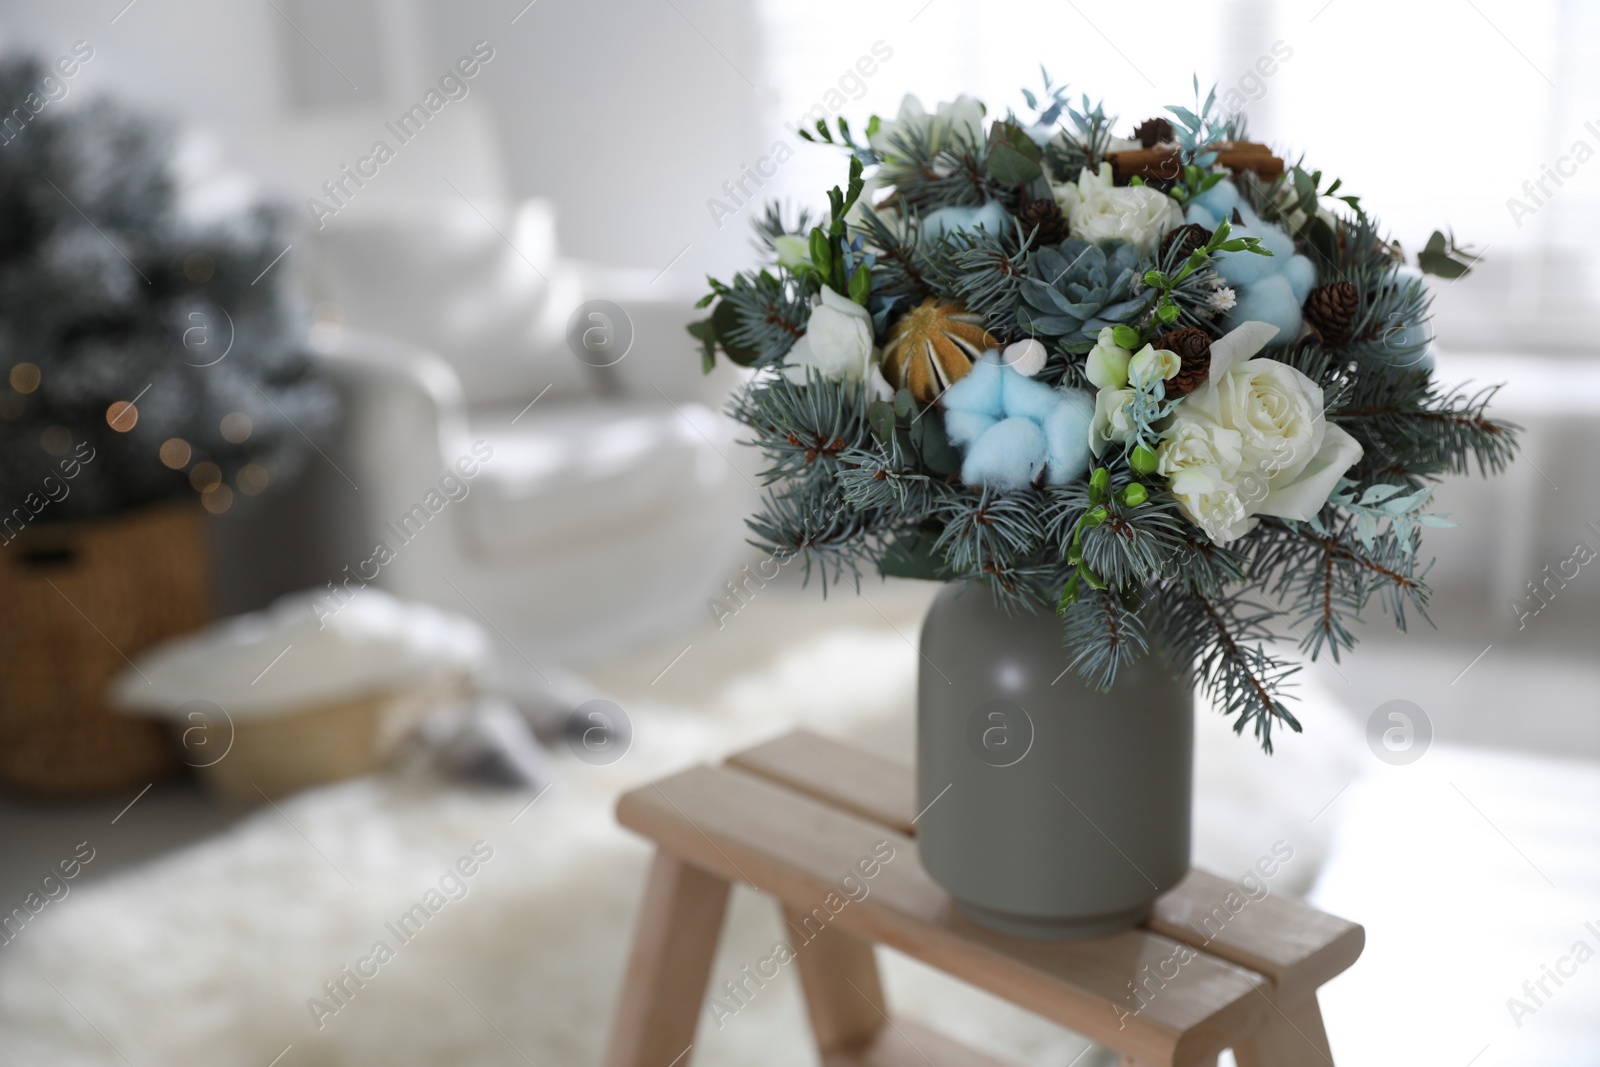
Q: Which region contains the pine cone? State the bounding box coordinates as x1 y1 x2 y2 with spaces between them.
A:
1303 281 1359 343
1160 223 1212 265
1016 197 1070 247
1133 117 1174 149
1152 328 1212 397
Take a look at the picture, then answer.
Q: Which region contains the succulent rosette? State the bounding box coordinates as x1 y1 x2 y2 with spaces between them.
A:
690 76 1516 748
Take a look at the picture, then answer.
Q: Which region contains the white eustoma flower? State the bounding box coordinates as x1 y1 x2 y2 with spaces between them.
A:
784 287 879 386
1085 328 1131 389
773 235 810 273
1127 344 1180 388
1052 163 1183 257
1089 386 1137 454
868 94 985 160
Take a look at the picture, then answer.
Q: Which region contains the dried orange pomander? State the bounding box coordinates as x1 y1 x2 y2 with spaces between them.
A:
881 299 998 404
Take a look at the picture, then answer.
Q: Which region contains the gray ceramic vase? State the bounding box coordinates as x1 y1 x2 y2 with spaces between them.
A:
917 582 1193 939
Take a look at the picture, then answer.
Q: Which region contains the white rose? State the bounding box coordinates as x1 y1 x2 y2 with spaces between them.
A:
1052 163 1183 257
1089 386 1137 455
868 94 986 160
1215 358 1323 477
1157 417 1243 482
1169 466 1252 542
1168 353 1364 530
783 287 878 385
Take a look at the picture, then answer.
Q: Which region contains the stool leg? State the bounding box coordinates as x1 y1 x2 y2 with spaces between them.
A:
782 904 887 1055
1232 994 1333 1067
604 850 732 1067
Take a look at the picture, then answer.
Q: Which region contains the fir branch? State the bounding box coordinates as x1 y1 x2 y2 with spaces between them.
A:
932 488 1047 585
731 372 871 484
744 485 880 594
1150 584 1302 752
717 270 811 363
1334 376 1520 480
1249 515 1433 661
1061 586 1149 690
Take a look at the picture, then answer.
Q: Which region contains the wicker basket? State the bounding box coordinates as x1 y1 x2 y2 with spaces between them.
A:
193 674 468 801
0 502 209 798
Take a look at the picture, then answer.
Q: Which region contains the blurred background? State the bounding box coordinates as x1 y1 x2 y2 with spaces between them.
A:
0 1 1595 1064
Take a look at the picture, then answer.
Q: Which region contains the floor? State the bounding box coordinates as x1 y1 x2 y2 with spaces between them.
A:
1 572 1595 1065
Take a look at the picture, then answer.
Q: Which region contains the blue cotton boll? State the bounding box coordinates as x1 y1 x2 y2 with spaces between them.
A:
1376 323 1434 370
941 356 1005 417
1042 389 1096 485
1214 239 1278 286
1283 253 1317 304
943 409 998 448
1226 273 1303 338
1235 206 1296 255
922 201 1009 242
1185 203 1221 230
1000 369 1061 423
961 417 1047 490
1186 178 1240 228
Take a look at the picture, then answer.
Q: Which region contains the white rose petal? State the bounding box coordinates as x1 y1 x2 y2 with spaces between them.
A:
1157 417 1243 482
1212 358 1323 484
1254 422 1365 522
869 94 985 160
1205 320 1280 380
1169 466 1252 542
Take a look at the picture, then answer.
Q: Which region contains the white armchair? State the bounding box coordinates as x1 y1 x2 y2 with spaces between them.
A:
299 199 758 662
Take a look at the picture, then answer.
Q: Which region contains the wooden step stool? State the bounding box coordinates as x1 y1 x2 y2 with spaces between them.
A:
604 730 1363 1067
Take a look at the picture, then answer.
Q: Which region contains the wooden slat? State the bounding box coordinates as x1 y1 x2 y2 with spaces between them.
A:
728 732 916 835
825 1016 1017 1067
619 765 1269 1067
603 851 731 1067
1146 873 1364 1007
784 903 888 1054
727 730 1363 1004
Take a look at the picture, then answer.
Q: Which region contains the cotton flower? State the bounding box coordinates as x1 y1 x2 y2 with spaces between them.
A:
941 352 1095 490
784 287 879 387
1052 163 1183 257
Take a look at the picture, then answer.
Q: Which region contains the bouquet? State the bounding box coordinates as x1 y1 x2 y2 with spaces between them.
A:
690 76 1517 749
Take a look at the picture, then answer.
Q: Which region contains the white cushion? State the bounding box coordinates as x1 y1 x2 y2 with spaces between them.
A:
462 398 734 561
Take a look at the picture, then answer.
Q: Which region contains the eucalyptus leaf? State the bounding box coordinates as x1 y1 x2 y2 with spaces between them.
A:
878 528 954 581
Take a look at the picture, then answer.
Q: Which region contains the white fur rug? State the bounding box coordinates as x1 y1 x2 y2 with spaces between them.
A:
0 622 1368 1066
